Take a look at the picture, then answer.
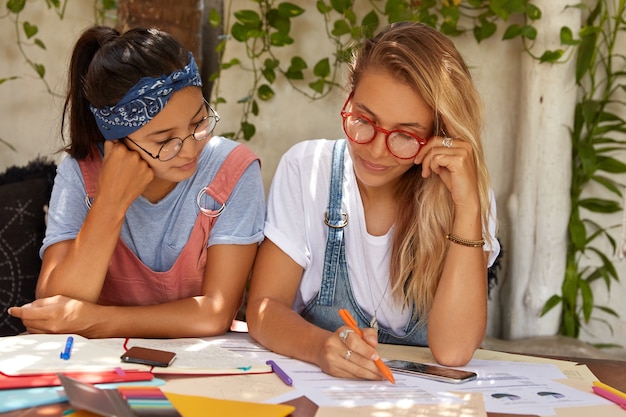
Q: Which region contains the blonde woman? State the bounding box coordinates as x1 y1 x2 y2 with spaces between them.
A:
247 22 500 380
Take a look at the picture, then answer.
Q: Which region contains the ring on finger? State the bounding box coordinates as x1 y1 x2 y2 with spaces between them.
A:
441 136 453 148
339 328 354 343
344 349 352 360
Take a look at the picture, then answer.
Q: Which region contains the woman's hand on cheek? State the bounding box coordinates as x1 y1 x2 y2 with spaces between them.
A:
413 136 479 207
100 140 154 208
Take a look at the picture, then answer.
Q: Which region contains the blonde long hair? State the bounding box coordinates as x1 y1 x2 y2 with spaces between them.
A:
348 22 492 322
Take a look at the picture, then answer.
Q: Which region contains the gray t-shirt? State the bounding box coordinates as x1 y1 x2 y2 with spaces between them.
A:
41 136 265 272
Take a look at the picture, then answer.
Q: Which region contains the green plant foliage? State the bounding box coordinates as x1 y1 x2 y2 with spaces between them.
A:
213 0 545 141
540 0 625 343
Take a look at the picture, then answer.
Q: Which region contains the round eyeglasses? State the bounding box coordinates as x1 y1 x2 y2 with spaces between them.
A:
125 99 220 162
340 95 429 159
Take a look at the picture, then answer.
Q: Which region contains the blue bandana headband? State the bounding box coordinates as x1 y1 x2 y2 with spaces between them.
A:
90 53 202 140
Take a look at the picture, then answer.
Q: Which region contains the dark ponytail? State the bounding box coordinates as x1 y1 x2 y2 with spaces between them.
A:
61 26 190 159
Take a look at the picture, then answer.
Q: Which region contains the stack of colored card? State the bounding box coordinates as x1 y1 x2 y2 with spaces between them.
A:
117 386 181 416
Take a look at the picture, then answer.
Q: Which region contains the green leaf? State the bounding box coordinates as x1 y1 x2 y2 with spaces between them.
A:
560 26 579 46
220 58 241 70
596 156 626 174
262 67 276 84
102 0 116 11
23 21 38 39
267 9 290 33
539 50 564 63
576 28 598 83
285 56 307 80
332 19 351 37
569 215 586 251
361 10 379 38
473 21 497 43
241 121 256 141
309 78 326 94
520 25 537 40
316 0 332 14
257 84 275 101
344 8 357 25
578 142 596 177
34 63 45 78
277 2 305 18
579 198 621 213
0 76 19 85
7 0 26 13
313 58 330 78
270 31 294 46
234 10 261 27
526 4 542 20
540 295 562 316
251 99 259 116
580 279 593 322
264 58 279 70
288 56 307 71
330 0 352 14
489 0 511 21
591 175 622 196
231 23 252 42
502 24 521 40
34 38 46 50
589 248 619 281
596 305 619 317
208 8 222 27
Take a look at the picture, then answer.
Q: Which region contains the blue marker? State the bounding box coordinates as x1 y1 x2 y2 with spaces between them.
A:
60 336 74 360
266 360 293 386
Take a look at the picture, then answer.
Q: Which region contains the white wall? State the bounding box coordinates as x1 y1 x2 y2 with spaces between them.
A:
1 1 625 354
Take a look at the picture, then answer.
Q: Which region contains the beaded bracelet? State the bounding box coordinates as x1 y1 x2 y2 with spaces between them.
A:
446 233 485 248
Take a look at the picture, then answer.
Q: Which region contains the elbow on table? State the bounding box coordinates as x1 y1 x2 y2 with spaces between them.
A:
431 345 476 367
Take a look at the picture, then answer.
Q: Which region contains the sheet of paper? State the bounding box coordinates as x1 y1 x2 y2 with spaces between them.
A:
119 337 271 375
314 392 486 417
210 333 611 416
548 377 626 417
163 373 294 402
164 392 295 417
0 334 148 375
0 378 165 413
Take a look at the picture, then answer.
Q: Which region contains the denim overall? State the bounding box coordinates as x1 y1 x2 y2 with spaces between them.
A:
301 140 428 346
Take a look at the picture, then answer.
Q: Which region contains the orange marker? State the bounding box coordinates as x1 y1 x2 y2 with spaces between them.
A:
338 309 395 384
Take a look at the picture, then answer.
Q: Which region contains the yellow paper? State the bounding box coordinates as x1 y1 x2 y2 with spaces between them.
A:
165 392 295 417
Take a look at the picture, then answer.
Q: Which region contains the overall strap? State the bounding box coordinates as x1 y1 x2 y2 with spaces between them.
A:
197 144 259 216
319 140 348 305
78 147 103 208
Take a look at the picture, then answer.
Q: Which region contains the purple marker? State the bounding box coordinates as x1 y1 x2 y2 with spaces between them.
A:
266 360 293 386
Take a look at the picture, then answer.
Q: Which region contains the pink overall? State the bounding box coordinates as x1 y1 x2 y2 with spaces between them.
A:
78 145 258 306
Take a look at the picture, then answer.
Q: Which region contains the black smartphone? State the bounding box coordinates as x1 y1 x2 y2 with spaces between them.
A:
384 359 477 384
120 346 176 367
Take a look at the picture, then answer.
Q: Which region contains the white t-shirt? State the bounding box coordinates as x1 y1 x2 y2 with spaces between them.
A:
265 139 500 335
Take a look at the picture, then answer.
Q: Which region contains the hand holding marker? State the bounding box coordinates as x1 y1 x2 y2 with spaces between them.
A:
338 309 395 384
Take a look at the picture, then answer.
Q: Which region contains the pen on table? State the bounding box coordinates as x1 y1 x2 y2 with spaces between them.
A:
592 382 626 409
338 309 396 384
60 336 74 360
266 360 293 386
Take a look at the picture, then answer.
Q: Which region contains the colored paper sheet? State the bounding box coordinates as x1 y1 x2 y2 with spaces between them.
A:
164 392 295 417
0 378 165 413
